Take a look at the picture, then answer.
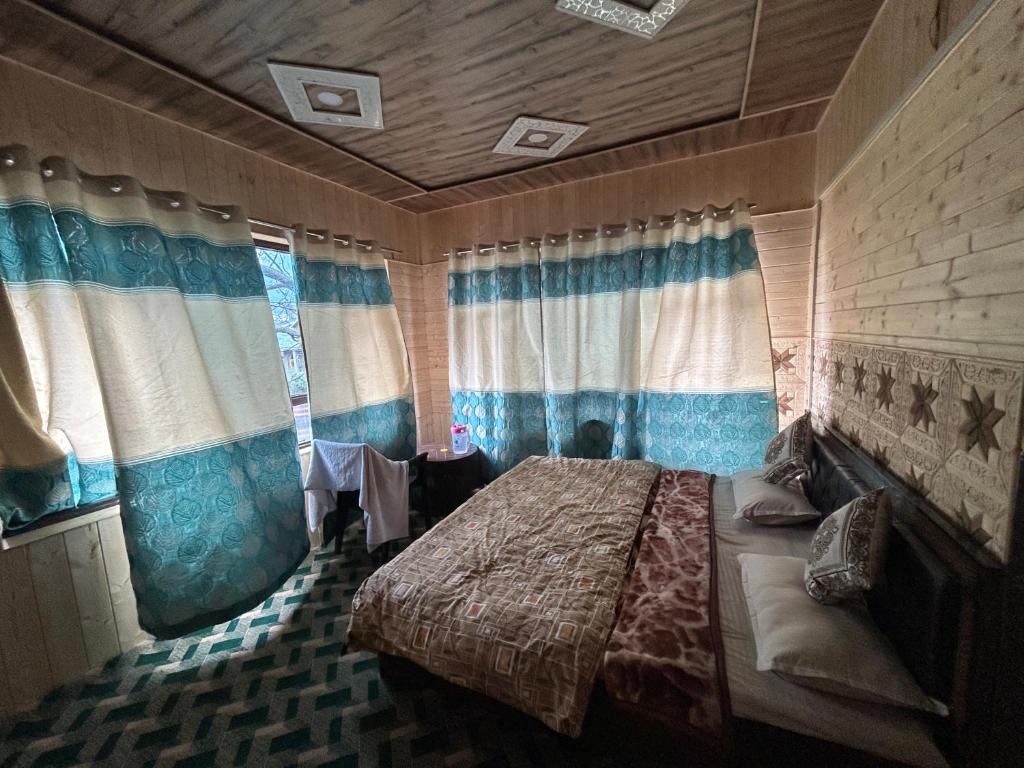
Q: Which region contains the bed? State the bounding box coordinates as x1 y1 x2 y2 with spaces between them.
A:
347 429 1006 767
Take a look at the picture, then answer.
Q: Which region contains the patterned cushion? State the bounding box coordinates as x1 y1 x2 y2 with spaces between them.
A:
762 412 812 485
805 489 891 604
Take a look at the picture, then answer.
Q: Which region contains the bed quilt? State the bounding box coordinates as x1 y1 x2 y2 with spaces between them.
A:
603 469 729 739
347 455 659 736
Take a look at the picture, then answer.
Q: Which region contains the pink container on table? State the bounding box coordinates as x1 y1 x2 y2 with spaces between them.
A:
451 423 470 454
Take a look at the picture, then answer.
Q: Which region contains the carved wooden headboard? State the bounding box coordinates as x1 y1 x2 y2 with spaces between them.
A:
808 427 1013 767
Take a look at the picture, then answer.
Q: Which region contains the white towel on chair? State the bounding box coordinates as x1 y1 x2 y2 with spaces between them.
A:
303 440 409 551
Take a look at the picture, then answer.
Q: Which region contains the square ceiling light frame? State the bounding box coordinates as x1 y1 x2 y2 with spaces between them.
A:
555 0 692 39
493 116 589 159
268 62 384 129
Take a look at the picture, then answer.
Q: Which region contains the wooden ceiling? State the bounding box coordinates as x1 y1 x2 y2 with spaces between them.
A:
2 0 883 209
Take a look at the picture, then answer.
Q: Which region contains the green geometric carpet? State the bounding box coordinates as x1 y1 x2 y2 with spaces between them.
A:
0 516 640 768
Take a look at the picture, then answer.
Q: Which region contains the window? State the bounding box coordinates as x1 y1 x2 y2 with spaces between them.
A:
255 242 311 444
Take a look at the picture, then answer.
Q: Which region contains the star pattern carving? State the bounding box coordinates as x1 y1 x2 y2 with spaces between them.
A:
909 374 939 432
832 360 845 390
777 392 794 415
852 359 868 399
959 387 1005 460
872 441 889 468
957 502 992 545
875 366 896 412
907 466 930 497
772 347 796 374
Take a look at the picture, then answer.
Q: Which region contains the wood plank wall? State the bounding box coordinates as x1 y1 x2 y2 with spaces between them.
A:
815 0 980 193
0 513 148 720
387 261 433 443
812 0 1024 562
417 134 817 262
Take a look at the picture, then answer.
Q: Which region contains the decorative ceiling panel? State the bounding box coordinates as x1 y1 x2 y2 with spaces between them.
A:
554 0 693 38
492 117 588 158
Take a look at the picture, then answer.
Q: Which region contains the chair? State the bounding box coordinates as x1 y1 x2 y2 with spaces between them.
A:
332 451 428 557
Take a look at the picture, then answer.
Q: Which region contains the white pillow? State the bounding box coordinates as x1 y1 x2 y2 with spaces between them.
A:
739 553 947 716
732 469 820 525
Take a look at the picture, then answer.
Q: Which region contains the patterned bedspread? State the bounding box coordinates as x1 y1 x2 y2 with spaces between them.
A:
603 469 728 739
347 456 660 736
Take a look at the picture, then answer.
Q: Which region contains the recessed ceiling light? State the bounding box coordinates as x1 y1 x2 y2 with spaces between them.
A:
268 62 383 129
316 91 345 107
555 0 692 39
493 117 588 158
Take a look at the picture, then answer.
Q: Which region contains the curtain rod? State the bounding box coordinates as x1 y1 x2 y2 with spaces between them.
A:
7 155 407 258
444 202 758 257
246 216 404 258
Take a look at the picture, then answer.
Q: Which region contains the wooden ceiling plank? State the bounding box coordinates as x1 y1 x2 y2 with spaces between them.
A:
0 0 425 200
390 100 825 213
740 0 765 117
743 0 884 116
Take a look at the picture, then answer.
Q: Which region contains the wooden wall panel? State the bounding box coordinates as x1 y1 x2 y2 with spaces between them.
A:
756 210 815 427
387 261 433 444
417 134 816 262
812 0 1024 562
0 56 421 263
0 512 150 720
815 0 944 192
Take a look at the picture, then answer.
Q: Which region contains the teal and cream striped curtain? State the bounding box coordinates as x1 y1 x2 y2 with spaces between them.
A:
637 203 777 473
448 242 547 476
451 202 776 476
539 225 644 459
290 228 416 458
0 150 115 531
0 145 309 636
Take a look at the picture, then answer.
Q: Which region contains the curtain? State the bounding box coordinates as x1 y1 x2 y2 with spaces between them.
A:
637 203 777 473
538 224 644 459
452 201 776 477
0 145 309 636
0 147 115 532
448 242 547 476
290 227 415 459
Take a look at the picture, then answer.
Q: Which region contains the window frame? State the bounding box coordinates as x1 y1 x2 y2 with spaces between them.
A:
253 233 311 449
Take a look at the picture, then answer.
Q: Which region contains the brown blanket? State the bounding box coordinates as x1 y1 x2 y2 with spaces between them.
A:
348 456 660 736
603 470 729 740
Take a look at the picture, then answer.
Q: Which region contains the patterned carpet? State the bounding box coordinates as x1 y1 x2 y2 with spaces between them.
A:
0 515 650 768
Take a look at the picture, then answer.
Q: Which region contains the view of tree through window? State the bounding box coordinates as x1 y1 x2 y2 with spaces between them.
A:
256 244 311 443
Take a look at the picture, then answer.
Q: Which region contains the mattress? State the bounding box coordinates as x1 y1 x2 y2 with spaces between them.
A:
713 477 948 768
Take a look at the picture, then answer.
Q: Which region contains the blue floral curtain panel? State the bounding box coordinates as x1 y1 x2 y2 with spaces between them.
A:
451 202 776 477
0 145 309 636
0 146 116 532
290 228 416 459
448 242 547 475
637 202 778 473
538 225 644 459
